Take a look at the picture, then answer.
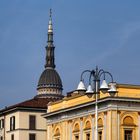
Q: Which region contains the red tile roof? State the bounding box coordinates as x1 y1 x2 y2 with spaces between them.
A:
0 97 56 114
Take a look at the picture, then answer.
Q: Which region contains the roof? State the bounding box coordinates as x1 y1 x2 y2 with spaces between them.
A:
0 97 56 115
37 68 63 90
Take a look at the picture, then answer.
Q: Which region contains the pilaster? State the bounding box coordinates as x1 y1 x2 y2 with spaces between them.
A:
111 110 118 140
68 120 72 140
117 111 120 140
138 112 140 140
92 115 94 140
104 112 107 140
80 118 83 140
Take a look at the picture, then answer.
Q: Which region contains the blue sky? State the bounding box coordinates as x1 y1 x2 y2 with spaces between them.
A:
0 0 140 108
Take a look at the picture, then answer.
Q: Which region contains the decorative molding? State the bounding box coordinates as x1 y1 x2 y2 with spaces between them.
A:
44 97 140 118
46 99 140 125
0 107 46 116
7 128 46 133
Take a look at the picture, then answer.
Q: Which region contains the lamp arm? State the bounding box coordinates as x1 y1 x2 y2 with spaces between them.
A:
80 70 92 81
104 71 114 82
98 70 114 82
88 70 95 84
88 72 92 85
98 69 104 75
99 70 106 80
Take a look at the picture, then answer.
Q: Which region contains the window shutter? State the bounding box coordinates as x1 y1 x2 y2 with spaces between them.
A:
29 115 36 130
13 116 15 130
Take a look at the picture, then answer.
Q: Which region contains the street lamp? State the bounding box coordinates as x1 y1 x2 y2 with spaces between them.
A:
77 66 117 140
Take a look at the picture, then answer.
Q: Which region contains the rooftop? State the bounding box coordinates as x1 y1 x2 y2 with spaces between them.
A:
0 97 57 115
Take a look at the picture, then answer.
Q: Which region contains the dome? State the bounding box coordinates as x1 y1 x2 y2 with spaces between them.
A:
37 68 63 90
36 10 63 99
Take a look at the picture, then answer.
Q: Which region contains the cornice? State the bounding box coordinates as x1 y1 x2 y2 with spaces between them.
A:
117 83 140 89
43 97 140 118
0 107 47 116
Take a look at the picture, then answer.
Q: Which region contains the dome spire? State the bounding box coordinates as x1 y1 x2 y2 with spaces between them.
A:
48 9 53 34
37 9 63 99
45 9 55 69
50 9 52 19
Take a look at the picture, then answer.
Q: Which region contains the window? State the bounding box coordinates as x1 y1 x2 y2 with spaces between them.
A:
98 131 102 140
54 136 60 140
123 116 134 140
29 115 36 130
55 139 60 140
10 116 15 131
11 134 14 140
73 123 80 140
86 133 90 140
0 119 4 129
0 136 3 140
29 133 36 140
54 127 61 140
75 135 79 140
125 130 132 140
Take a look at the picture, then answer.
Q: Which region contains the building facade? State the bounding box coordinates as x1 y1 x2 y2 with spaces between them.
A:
0 98 49 140
44 84 140 140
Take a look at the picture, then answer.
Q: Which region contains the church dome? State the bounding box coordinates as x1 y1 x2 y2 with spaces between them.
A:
36 9 63 99
37 68 63 90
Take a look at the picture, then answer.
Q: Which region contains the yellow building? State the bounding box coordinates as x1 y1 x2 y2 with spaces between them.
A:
43 84 140 140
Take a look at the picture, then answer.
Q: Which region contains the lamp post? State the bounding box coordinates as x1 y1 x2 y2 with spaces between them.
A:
77 66 117 140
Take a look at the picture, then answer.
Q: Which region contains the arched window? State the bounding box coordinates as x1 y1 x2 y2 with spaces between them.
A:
85 121 91 130
73 123 80 140
84 121 91 140
123 116 136 140
98 118 103 127
73 123 80 132
53 128 61 140
123 116 134 126
98 118 103 140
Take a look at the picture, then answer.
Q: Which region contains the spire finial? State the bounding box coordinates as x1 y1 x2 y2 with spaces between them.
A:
50 8 52 18
48 9 53 33
45 8 55 69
